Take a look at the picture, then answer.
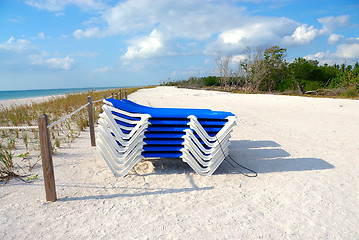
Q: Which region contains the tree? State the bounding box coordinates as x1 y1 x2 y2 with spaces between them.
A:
260 46 287 91
240 46 266 91
288 58 339 92
233 60 246 89
216 55 232 89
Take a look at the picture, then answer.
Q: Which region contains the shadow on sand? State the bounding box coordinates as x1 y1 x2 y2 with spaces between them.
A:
57 173 212 202
220 140 335 175
57 140 334 202
137 140 334 176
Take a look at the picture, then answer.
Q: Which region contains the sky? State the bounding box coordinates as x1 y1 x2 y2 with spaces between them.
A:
0 0 358 91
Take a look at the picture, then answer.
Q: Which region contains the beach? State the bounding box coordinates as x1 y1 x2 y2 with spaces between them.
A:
1 86 358 239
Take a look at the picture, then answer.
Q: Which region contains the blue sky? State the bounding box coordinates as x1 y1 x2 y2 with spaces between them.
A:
0 0 358 91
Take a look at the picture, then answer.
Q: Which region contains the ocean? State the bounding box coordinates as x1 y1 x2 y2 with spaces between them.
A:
0 87 124 101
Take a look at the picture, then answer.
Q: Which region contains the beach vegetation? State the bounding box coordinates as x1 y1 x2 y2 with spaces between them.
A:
17 151 38 171
0 86 151 183
0 136 29 183
163 46 359 98
340 86 358 98
27 174 38 181
55 138 61 148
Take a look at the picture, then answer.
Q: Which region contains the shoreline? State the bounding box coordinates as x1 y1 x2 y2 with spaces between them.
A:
0 87 128 108
0 86 128 101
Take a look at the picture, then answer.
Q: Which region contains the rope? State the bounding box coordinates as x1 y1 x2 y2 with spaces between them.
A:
0 96 104 131
48 102 90 128
93 99 104 103
0 125 38 130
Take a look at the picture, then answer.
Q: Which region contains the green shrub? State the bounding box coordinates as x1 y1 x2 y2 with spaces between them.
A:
202 76 220 86
340 87 358 98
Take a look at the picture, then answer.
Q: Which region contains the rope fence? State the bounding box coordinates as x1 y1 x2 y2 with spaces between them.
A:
0 102 91 130
0 88 129 202
48 102 90 128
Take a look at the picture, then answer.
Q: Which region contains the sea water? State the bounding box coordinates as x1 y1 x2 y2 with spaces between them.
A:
0 87 123 101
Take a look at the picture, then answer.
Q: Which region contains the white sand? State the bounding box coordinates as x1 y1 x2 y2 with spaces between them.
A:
1 86 358 239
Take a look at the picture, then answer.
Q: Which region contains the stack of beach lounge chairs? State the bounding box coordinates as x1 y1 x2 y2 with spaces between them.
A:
97 98 237 177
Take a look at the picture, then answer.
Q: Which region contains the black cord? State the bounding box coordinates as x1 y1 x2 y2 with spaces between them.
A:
226 155 258 177
215 136 258 178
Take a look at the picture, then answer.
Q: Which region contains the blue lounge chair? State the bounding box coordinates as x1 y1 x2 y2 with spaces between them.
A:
97 99 236 176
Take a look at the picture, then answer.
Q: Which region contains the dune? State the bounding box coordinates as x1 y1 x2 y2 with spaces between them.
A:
0 86 358 239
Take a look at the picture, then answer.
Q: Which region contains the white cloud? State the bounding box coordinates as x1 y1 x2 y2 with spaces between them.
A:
25 0 107 12
0 37 39 71
305 39 359 65
30 32 50 40
102 0 158 35
205 17 297 54
282 24 320 46
74 27 102 39
44 56 74 70
30 55 75 70
0 37 33 51
70 1 354 66
0 37 75 71
7 37 14 44
305 51 329 60
336 42 359 59
344 37 359 44
90 0 245 40
318 15 351 33
231 54 247 64
328 34 344 45
74 0 248 59
281 15 351 47
122 29 170 60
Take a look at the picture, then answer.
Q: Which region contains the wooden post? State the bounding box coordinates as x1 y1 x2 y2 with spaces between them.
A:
125 89 128 99
103 94 107 99
120 89 123 100
111 92 114 98
88 96 96 147
115 93 118 99
38 114 57 202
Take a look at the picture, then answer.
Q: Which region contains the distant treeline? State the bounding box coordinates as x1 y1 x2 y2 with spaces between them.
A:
163 46 359 97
